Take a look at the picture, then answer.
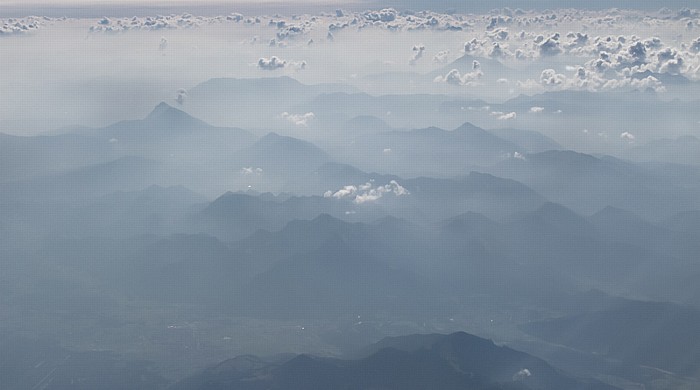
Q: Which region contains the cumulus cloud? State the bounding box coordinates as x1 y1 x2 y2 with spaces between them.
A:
258 56 286 70
0 16 43 35
175 89 187 105
257 56 306 71
464 38 485 54
324 180 409 204
690 37 700 53
282 112 315 126
538 34 562 56
530 106 545 113
409 44 425 65
89 13 209 32
539 69 566 86
513 369 532 381
519 64 666 93
491 111 516 120
434 61 483 86
433 50 450 63
363 8 398 23
241 167 263 176
620 131 636 143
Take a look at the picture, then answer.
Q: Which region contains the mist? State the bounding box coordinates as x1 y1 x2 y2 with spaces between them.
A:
2 2 700 390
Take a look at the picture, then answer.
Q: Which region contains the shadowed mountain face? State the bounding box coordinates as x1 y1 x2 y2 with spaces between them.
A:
170 332 619 390
520 300 700 378
488 150 700 220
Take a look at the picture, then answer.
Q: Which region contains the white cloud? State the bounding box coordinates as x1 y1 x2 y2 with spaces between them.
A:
538 34 562 57
433 50 450 63
530 106 545 113
513 369 532 381
620 131 636 142
0 16 43 35
282 112 315 126
175 88 187 105
434 61 483 86
409 44 425 65
325 180 409 204
241 167 263 176
258 56 287 70
540 68 566 86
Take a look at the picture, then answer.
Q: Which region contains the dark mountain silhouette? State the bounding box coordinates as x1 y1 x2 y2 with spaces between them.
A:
343 122 522 177
624 135 700 165
198 192 362 241
520 300 700 378
489 150 700 219
170 332 619 390
96 102 253 145
343 115 392 133
400 171 546 221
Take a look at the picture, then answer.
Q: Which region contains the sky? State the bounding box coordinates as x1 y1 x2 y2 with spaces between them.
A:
3 0 699 14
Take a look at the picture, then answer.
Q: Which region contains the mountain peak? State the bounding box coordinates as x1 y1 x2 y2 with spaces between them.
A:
146 101 185 120
148 101 172 114
137 101 212 133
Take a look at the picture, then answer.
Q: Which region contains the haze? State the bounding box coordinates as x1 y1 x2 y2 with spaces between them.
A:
2 2 700 390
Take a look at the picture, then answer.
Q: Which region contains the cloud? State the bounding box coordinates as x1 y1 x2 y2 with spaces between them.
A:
0 16 43 35
89 14 207 32
241 167 263 176
539 69 566 86
258 56 287 70
691 37 700 53
175 89 187 105
434 61 483 86
433 50 450 63
464 38 485 54
530 106 545 113
620 131 636 142
513 369 531 381
538 34 562 56
363 8 398 23
324 180 409 204
282 112 315 126
409 44 425 65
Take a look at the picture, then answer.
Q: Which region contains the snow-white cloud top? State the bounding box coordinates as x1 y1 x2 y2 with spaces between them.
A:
1 16 44 35
258 56 306 71
52 8 700 85
491 111 517 120
620 131 636 142
258 56 287 70
282 112 315 126
513 369 532 381
435 60 483 86
324 180 409 204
